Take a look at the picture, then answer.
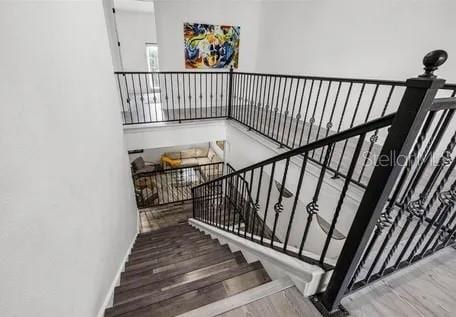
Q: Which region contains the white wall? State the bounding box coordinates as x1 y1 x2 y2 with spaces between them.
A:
0 2 137 316
123 119 226 151
255 0 456 81
153 0 455 81
116 9 157 70
154 0 262 71
102 0 123 70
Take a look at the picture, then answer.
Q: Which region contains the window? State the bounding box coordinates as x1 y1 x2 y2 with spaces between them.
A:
146 43 159 72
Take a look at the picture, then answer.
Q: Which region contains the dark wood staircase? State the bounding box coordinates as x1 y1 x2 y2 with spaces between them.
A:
105 223 271 317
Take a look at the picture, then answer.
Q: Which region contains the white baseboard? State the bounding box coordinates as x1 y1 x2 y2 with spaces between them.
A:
96 213 139 317
188 218 332 296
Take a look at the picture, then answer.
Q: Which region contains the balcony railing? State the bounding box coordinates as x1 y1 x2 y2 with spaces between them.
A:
115 71 230 124
116 69 455 190
133 162 223 208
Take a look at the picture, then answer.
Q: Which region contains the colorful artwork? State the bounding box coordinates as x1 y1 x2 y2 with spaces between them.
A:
184 23 240 69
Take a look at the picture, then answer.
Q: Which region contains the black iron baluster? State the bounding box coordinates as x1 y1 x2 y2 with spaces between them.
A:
285 78 301 148
116 74 127 124
193 73 197 118
319 81 342 162
137 74 146 123
280 78 293 146
276 78 288 143
320 134 366 264
291 79 307 147
334 83 366 177
261 162 276 244
299 144 333 256
199 73 203 118
283 153 308 251
143 74 152 122
130 74 140 123
122 74 133 123
357 85 394 182
254 76 263 131
258 76 269 135
169 74 176 121
238 172 247 235
271 158 290 247
313 81 332 158
247 75 255 128
252 166 263 240
271 78 283 139
150 73 159 122
305 80 323 146
176 74 182 122
266 77 277 137
163 74 170 121
298 79 314 146
210 73 214 117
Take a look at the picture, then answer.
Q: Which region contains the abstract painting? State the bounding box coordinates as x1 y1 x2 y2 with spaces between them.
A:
184 23 240 69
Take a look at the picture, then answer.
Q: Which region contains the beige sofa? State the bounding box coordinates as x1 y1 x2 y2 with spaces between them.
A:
161 147 221 169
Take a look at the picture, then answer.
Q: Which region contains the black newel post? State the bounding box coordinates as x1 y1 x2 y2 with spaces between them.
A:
314 50 448 316
228 65 234 119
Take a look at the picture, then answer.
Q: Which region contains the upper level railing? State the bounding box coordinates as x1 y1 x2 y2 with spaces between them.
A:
115 71 230 124
189 50 456 315
116 69 455 189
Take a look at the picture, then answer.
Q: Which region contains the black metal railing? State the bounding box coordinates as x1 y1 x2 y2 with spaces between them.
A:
133 162 223 208
115 71 231 124
193 114 395 268
316 50 456 315
189 51 456 315
116 69 454 189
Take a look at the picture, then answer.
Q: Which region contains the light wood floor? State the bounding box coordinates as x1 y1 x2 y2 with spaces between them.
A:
216 247 456 317
139 201 193 233
342 246 456 317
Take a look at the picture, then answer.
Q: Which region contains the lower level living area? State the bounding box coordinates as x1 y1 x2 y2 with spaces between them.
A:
129 141 225 209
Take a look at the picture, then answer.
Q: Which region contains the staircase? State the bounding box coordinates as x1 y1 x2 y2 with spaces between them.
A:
104 223 271 317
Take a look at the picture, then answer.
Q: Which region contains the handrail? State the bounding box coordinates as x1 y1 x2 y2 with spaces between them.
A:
233 71 407 86
115 71 230 75
193 113 395 189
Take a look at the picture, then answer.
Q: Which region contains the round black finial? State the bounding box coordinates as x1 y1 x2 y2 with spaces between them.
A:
419 50 448 78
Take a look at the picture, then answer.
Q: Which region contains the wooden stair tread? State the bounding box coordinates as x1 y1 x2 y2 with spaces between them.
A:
124 242 224 274
106 265 269 317
121 246 231 281
134 230 201 247
116 252 246 295
120 250 244 286
115 254 248 303
127 238 216 266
